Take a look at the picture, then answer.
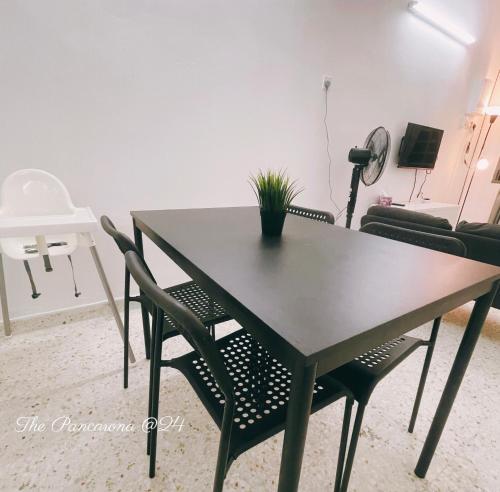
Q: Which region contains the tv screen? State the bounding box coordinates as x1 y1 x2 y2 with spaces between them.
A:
398 123 444 169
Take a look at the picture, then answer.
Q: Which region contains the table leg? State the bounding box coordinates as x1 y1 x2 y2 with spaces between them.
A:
89 245 136 363
277 360 317 492
415 281 499 478
0 253 12 336
133 220 151 359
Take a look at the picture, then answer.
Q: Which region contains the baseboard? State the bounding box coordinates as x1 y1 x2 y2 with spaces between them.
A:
1 296 126 326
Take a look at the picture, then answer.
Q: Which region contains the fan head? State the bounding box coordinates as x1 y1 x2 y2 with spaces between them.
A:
361 127 391 186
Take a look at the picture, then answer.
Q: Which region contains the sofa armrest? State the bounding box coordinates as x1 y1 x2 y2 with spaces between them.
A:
366 205 453 230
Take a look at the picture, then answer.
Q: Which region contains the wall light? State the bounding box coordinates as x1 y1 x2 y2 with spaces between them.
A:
485 106 500 118
408 1 476 46
485 81 500 121
476 158 490 171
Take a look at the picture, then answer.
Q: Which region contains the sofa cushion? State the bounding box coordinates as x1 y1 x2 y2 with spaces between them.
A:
366 205 452 230
456 221 500 240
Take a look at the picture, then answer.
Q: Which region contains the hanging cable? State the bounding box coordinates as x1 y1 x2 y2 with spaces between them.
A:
324 88 341 212
335 205 347 221
67 255 81 297
23 260 41 299
416 170 431 199
408 169 418 202
458 120 484 205
458 68 500 205
456 118 496 224
463 122 476 167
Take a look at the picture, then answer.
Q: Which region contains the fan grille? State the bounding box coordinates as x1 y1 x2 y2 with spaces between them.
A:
361 127 391 186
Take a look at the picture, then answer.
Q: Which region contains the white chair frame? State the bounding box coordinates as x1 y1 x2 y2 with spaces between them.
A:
0 169 134 362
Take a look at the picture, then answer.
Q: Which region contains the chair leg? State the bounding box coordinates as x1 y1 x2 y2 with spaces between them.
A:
123 269 130 389
213 401 235 492
149 308 163 478
90 245 135 363
340 402 366 492
224 456 235 480
334 398 354 492
142 308 152 360
133 221 151 359
408 317 441 433
0 253 12 336
147 308 158 456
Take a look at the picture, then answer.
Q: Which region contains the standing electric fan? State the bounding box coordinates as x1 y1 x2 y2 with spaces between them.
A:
345 126 391 228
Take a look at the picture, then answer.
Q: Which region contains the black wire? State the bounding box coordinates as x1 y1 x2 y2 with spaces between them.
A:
458 120 483 204
458 68 500 205
336 206 347 221
408 169 418 202
456 119 496 224
475 119 495 163
463 122 476 167
416 170 431 199
324 89 341 212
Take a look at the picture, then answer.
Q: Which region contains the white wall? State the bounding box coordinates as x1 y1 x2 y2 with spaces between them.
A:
0 0 498 319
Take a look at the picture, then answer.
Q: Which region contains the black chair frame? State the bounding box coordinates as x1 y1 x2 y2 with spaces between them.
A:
101 216 230 388
331 222 467 491
125 250 352 491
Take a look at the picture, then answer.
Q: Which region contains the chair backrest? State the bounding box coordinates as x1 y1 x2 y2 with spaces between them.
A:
360 222 467 257
286 205 335 224
125 250 234 398
0 169 76 217
100 215 156 282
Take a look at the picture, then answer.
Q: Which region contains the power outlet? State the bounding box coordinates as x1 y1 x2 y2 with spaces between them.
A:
323 76 333 91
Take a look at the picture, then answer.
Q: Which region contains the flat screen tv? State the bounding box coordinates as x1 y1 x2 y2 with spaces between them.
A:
398 123 444 169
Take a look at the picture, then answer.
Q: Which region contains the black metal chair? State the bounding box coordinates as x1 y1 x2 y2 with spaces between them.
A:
331 222 467 492
125 250 352 491
100 216 231 388
287 204 335 224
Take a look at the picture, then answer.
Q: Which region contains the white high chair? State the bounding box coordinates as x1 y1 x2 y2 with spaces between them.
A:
0 169 135 362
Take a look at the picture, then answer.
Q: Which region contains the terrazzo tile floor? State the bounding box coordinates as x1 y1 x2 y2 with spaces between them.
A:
0 304 499 491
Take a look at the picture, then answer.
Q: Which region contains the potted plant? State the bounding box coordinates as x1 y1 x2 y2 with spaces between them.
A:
249 169 302 236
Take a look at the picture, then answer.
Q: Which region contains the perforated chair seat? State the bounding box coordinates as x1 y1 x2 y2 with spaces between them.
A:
329 335 425 403
171 329 350 461
137 280 230 339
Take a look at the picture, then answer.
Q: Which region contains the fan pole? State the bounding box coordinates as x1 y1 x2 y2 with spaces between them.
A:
345 165 362 229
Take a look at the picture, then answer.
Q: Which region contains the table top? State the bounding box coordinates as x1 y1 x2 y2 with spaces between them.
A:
0 207 97 238
132 207 500 372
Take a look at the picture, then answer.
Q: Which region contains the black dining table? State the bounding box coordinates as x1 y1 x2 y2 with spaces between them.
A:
131 206 499 491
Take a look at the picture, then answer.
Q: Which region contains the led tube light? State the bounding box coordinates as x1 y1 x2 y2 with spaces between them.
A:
408 1 475 46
